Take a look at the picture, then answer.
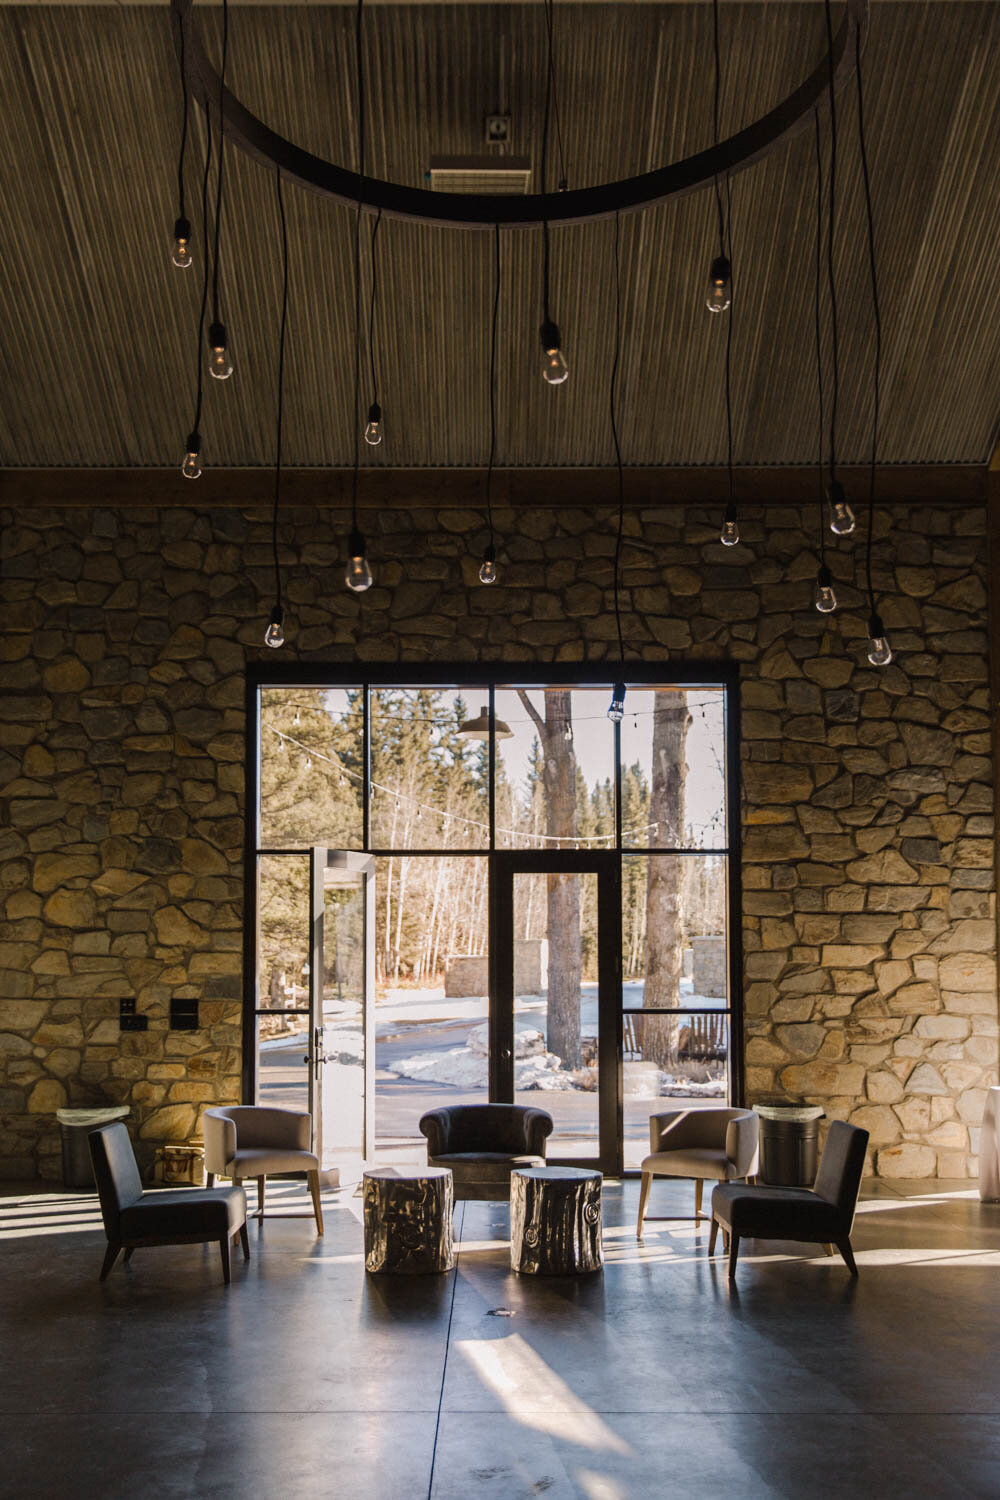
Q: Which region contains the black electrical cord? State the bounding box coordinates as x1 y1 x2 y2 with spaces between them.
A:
711 0 726 259
188 114 213 440
813 108 826 568
368 207 382 412
485 223 500 546
822 0 840 486
542 0 568 190
351 0 366 531
610 211 625 666
855 24 882 617
176 19 189 227
271 165 289 616
540 0 554 323
723 171 735 512
210 0 229 325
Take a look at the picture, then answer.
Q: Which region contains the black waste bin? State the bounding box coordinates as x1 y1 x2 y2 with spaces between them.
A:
57 1107 130 1189
754 1103 825 1187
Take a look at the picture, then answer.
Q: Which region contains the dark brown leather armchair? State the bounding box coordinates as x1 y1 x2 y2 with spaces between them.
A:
419 1104 554 1201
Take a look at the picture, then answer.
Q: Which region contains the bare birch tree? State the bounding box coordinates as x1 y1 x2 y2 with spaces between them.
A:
642 690 691 1066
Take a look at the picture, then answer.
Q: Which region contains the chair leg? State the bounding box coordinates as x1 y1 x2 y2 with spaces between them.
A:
837 1238 859 1277
219 1234 232 1285
100 1243 121 1281
123 1246 134 1264
636 1172 652 1237
206 1172 215 1189
708 1217 719 1256
239 1223 250 1260
257 1176 265 1217
695 1179 704 1219
822 1242 835 1257
309 1170 325 1235
727 1233 740 1281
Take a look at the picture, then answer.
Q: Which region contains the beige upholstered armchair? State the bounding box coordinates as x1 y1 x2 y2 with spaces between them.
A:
637 1107 759 1236
203 1105 324 1234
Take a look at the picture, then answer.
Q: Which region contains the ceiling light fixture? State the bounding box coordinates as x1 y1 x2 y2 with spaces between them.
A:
206 0 232 381
171 19 192 269
171 0 868 227
854 23 891 668
711 0 739 550
705 0 730 315
264 165 290 650
479 224 501 586
822 0 843 531
364 207 383 445
179 113 212 478
538 0 568 385
345 0 373 595
607 210 627 725
811 108 835 616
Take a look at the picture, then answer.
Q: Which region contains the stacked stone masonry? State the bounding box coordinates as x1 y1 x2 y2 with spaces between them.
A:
0 499 995 1179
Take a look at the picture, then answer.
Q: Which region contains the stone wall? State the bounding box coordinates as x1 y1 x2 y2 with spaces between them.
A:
0 496 995 1179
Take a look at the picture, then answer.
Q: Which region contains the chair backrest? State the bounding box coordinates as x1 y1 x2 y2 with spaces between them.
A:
650 1106 750 1153
206 1104 311 1152
813 1121 870 1230
421 1104 552 1155
88 1122 143 1241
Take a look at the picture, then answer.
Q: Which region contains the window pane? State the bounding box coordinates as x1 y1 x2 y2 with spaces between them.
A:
260 688 363 849
257 853 310 1113
619 687 726 849
513 870 600 1160
495 687 616 851
370 688 489 850
623 1017 730 1171
622 853 728 1008
374 856 489 1166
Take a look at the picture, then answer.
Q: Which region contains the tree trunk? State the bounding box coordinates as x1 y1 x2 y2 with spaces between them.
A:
642 691 691 1068
518 689 582 1070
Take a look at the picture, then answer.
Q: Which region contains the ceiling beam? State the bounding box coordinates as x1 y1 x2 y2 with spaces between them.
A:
0 465 987 510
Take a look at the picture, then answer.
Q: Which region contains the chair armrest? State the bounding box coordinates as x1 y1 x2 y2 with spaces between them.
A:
522 1108 554 1156
419 1109 451 1157
267 1108 312 1151
726 1113 760 1178
203 1110 236 1174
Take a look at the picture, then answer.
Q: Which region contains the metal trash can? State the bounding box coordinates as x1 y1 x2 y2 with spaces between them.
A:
754 1102 825 1187
56 1107 130 1189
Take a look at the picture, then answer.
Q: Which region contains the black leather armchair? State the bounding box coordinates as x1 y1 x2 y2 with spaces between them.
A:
89 1122 249 1285
418 1104 554 1201
709 1120 870 1279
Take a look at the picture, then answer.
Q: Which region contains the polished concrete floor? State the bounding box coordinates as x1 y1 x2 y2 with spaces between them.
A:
1 1174 998 1499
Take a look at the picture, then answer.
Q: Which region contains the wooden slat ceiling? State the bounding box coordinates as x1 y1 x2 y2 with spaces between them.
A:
0 2 997 470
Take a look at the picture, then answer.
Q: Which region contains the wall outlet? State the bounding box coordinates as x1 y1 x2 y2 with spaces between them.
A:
170 997 200 1031
119 997 147 1032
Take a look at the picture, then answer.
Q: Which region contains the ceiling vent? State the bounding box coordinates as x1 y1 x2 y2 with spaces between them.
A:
428 156 532 195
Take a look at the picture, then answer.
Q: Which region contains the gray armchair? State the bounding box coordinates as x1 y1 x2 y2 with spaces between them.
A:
419 1104 554 1201
709 1120 870 1278
637 1107 759 1235
203 1105 323 1233
89 1122 248 1285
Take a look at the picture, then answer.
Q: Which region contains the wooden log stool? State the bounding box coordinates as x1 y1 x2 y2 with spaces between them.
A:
363 1166 456 1274
510 1166 603 1275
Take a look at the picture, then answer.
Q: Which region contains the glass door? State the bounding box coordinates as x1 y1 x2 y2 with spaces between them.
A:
491 851 621 1174
310 849 375 1180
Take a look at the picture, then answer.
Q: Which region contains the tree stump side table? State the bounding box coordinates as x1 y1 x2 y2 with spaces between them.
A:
363 1166 456 1274
979 1087 1000 1202
510 1166 603 1275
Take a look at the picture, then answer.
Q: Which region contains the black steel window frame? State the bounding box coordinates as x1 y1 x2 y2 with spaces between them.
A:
244 662 744 1119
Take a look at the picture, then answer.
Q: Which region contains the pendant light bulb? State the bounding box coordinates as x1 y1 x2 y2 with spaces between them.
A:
706 255 732 314
478 543 498 586
207 321 233 381
345 529 373 593
539 320 569 385
814 564 838 613
607 682 626 723
364 402 383 446
180 430 202 480
264 604 285 650
171 216 193 270
828 480 856 536
867 612 892 667
720 505 739 547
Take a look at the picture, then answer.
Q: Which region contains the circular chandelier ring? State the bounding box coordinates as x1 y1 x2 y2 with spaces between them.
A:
172 0 869 230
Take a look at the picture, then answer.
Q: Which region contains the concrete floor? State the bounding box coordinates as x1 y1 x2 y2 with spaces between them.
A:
1 1175 998 1499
